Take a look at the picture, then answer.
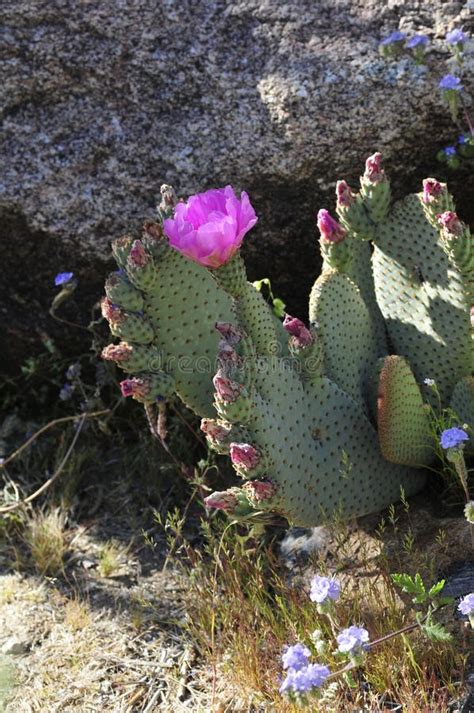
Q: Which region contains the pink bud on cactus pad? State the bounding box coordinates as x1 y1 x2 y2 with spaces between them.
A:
204 490 238 511
163 186 258 268
120 377 150 399
243 479 277 503
364 152 385 183
101 343 133 362
437 211 463 236
283 315 313 347
218 342 240 367
422 178 443 203
200 419 231 442
101 297 124 324
336 180 355 207
215 322 243 344
230 443 260 471
128 240 150 268
213 370 243 402
317 210 347 243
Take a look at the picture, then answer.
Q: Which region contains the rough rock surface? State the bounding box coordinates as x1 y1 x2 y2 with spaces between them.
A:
1 0 473 370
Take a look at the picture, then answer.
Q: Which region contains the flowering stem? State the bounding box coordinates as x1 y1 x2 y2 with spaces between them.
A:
453 457 474 547
325 616 430 684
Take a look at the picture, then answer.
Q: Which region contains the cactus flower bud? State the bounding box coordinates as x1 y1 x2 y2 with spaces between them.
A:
213 370 243 402
215 322 243 345
283 315 313 347
230 442 260 471
101 343 133 363
243 479 277 504
336 180 356 208
120 377 151 399
217 342 240 368
422 178 443 203
364 152 385 184
101 297 125 325
437 211 464 236
200 418 231 442
204 490 239 511
128 240 150 268
317 209 347 243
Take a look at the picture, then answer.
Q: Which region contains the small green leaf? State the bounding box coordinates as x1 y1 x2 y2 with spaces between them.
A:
391 572 427 603
421 621 452 642
428 580 445 599
272 298 286 318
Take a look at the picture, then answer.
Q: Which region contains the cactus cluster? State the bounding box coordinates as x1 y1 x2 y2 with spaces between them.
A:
102 158 473 527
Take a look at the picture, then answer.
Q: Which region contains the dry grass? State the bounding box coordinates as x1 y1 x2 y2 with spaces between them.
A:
177 501 472 712
23 508 68 576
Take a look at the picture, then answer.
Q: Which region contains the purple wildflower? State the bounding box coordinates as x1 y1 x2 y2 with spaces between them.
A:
407 34 429 48
440 427 469 450
310 575 341 605
59 383 74 401
458 135 467 145
54 272 74 286
282 643 311 671
446 29 466 46
380 31 406 46
439 74 463 91
279 663 330 696
444 146 457 157
458 593 474 616
336 626 370 655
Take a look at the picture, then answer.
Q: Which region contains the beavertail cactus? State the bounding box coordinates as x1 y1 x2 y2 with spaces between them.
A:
103 156 472 527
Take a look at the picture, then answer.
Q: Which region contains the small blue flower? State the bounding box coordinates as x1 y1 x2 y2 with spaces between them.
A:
446 29 466 46
380 30 406 46
279 663 330 695
458 135 467 145
439 74 463 91
439 427 469 450
282 643 311 671
407 34 429 48
59 383 74 401
55 272 74 286
423 378 435 386
458 593 474 616
310 575 341 605
336 626 369 655
443 146 457 157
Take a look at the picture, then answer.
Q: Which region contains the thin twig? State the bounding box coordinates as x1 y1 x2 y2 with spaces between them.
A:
0 414 88 513
0 409 110 468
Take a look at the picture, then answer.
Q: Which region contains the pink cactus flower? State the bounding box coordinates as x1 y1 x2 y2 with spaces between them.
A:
437 211 463 236
204 490 238 511
102 343 133 362
120 377 150 399
128 240 150 268
213 370 243 402
336 180 355 207
422 178 443 203
215 321 243 344
283 315 313 347
200 419 231 441
230 443 260 470
364 152 385 183
243 479 277 503
101 297 124 324
471 306 474 328
317 209 347 243
163 186 258 268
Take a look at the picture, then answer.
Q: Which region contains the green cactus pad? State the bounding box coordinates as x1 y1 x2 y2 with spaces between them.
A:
376 356 434 466
309 270 380 409
450 377 474 431
372 194 471 405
